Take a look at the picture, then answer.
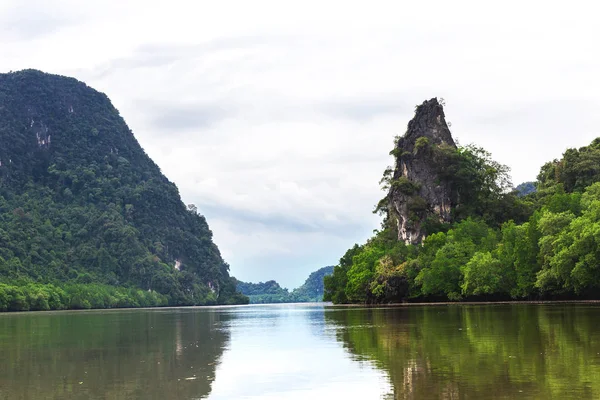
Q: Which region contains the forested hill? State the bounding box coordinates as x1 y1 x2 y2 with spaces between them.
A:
0 69 248 311
293 265 334 301
325 98 600 304
237 266 334 303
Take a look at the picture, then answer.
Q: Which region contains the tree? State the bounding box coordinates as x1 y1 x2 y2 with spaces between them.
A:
461 252 505 296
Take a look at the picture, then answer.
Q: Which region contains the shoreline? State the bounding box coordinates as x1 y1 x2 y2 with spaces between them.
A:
4 300 600 315
324 300 600 307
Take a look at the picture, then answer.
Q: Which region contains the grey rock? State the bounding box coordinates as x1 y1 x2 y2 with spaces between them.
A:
388 98 456 244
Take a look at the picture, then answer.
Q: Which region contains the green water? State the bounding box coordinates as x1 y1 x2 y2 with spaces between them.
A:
1 303 599 399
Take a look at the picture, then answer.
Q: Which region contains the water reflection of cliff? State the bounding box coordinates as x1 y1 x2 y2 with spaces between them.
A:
0 308 232 400
324 305 600 400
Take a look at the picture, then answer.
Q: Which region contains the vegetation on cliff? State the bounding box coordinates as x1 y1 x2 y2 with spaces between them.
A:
325 99 600 303
0 69 248 311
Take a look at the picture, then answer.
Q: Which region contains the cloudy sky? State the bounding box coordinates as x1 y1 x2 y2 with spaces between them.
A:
1 0 598 288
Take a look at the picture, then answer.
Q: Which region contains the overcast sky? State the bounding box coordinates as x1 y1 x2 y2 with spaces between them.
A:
1 0 598 288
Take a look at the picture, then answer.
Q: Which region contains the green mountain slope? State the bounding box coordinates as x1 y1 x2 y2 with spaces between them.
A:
237 266 334 303
292 265 334 301
0 69 248 310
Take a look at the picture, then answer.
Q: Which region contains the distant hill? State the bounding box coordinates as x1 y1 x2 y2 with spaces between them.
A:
237 266 334 303
235 280 291 303
515 181 536 197
0 69 248 311
292 265 334 301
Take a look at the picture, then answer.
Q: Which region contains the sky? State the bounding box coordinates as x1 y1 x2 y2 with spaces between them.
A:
1 0 599 288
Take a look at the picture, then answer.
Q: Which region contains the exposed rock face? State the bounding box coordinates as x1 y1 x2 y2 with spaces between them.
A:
388 98 456 244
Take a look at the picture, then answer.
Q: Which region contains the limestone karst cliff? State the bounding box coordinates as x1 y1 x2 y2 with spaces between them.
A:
386 98 457 244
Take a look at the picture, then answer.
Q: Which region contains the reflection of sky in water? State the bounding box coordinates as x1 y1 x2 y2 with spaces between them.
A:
5 303 600 399
207 304 392 399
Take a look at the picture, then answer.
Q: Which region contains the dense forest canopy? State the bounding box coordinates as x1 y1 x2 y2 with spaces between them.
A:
325 99 600 304
0 69 248 311
237 266 334 303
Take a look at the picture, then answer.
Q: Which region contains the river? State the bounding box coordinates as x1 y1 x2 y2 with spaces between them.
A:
1 303 599 399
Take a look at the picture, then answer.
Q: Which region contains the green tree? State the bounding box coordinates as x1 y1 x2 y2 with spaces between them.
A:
461 252 505 296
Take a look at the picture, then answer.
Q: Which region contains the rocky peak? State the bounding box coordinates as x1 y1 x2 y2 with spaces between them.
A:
387 98 457 244
400 98 455 150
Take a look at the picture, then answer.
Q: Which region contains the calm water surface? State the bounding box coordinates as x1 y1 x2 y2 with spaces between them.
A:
1 303 600 399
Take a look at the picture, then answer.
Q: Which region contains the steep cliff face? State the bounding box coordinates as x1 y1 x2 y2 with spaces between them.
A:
388 98 456 244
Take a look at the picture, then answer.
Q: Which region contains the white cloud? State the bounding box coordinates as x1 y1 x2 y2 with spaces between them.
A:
1 0 599 287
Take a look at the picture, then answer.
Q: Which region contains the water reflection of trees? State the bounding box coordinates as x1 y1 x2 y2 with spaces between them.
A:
0 308 231 399
324 305 600 400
